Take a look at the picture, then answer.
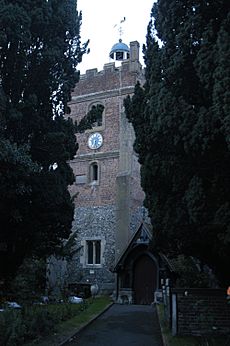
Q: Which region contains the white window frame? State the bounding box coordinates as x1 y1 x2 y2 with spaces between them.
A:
86 240 101 265
80 237 105 268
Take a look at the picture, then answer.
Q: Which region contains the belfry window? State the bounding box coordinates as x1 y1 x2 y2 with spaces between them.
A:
116 51 124 61
89 103 104 128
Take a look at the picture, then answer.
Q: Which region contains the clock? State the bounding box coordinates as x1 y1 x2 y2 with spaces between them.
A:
88 132 103 149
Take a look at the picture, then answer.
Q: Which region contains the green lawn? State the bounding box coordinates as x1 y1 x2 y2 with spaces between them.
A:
24 296 113 346
58 296 112 332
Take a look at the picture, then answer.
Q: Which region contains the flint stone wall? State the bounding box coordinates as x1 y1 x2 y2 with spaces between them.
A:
67 205 116 294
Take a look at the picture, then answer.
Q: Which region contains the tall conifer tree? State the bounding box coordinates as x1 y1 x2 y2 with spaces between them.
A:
125 0 230 286
0 0 87 281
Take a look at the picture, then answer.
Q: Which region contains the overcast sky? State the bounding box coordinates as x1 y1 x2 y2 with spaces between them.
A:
77 0 155 74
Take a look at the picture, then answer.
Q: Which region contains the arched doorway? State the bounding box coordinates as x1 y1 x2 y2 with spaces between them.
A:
133 254 157 304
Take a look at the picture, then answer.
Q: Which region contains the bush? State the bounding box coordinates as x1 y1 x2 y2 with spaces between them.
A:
0 309 26 346
9 258 46 304
173 255 211 288
22 306 55 340
0 302 85 345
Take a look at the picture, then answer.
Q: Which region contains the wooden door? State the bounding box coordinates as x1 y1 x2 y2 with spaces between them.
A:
133 255 157 305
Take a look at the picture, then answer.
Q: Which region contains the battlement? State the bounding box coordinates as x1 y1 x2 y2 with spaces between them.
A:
79 41 143 81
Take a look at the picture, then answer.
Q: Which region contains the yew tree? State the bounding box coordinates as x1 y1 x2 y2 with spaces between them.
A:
125 0 230 286
0 0 87 281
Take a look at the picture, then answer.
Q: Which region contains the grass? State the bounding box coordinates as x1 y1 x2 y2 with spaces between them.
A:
58 296 112 332
157 304 199 346
25 295 112 346
157 304 229 346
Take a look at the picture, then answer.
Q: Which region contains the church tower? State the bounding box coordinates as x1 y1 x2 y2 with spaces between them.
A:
67 40 146 295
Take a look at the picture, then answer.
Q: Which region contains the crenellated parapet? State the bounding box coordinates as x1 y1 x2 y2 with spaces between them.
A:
72 41 144 98
79 41 144 81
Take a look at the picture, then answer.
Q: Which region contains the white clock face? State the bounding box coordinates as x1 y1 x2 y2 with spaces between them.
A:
88 132 103 149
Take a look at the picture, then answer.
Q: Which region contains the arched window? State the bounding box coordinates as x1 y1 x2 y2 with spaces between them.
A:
92 163 98 181
89 161 99 184
88 103 104 129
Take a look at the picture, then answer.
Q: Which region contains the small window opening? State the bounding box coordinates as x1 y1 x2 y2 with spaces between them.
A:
92 163 98 181
87 240 101 265
95 241 101 264
90 104 103 128
87 241 93 264
116 51 124 61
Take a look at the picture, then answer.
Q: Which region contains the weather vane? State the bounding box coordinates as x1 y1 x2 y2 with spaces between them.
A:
113 17 126 40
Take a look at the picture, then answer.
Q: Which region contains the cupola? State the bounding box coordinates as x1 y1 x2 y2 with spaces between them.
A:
109 39 130 61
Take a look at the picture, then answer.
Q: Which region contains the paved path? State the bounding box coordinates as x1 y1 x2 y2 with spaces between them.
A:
65 304 164 346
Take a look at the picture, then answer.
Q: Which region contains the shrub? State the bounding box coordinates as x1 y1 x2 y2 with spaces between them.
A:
173 255 211 288
9 258 46 304
0 309 26 346
0 302 84 345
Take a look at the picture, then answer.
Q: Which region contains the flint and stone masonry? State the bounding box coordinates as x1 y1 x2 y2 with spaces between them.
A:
64 41 145 294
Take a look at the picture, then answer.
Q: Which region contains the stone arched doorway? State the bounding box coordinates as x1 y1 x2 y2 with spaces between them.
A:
133 254 157 304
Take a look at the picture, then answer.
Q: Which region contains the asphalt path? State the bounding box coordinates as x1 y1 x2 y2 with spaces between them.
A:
65 304 164 346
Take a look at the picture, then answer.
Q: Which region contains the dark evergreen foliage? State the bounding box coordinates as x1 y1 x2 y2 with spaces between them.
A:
125 0 230 286
0 0 87 281
77 104 104 133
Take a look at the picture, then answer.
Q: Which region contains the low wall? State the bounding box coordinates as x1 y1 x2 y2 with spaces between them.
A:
171 288 230 336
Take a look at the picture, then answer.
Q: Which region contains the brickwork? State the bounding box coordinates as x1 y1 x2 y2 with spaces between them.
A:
69 155 119 207
130 154 145 211
69 96 120 157
172 288 230 336
71 59 143 97
65 41 145 294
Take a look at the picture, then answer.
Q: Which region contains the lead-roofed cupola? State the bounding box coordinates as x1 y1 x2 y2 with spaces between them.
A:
109 39 130 61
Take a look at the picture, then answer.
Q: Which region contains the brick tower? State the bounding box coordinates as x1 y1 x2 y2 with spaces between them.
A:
66 40 145 295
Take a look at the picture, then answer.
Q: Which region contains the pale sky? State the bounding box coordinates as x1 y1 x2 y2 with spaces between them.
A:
77 0 155 74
